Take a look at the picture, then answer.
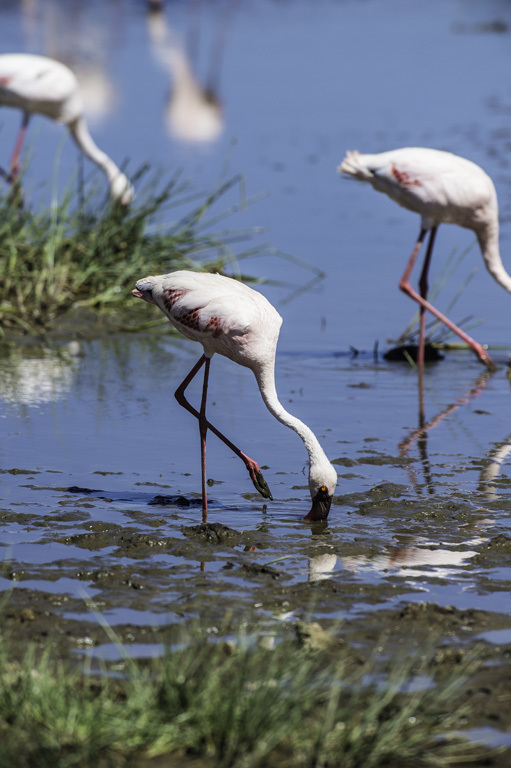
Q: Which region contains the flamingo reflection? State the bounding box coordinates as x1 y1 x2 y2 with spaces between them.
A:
308 540 482 582
478 432 511 500
147 2 238 144
399 368 490 492
22 0 121 127
0 343 79 406
308 552 338 582
341 539 480 578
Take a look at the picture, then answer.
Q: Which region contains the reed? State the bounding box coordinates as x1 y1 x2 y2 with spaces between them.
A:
0 166 263 335
0 620 497 768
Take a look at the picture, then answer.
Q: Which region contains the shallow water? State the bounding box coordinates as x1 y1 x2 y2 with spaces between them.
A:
1 0 511 752
2 336 511 612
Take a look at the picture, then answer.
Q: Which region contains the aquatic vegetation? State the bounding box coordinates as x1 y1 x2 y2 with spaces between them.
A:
0 619 498 768
0 165 262 335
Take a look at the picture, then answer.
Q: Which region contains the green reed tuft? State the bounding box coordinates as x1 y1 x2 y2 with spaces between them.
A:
0 166 262 335
0 619 499 768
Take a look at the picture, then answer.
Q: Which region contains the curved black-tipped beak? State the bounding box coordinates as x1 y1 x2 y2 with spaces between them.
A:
304 487 332 522
131 287 157 305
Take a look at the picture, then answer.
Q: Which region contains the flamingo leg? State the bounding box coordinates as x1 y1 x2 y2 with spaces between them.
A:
417 227 437 366
174 354 273 500
199 356 210 520
9 111 30 182
399 228 496 371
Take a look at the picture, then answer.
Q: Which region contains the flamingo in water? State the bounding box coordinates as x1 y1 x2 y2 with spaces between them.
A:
131 271 338 521
0 53 133 204
338 147 511 370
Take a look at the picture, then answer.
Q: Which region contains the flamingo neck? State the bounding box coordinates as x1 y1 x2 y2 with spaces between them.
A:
254 362 330 469
477 222 511 294
68 116 130 201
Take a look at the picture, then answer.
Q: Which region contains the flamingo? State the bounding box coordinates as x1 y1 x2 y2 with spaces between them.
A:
131 271 338 521
0 53 133 204
338 147 511 370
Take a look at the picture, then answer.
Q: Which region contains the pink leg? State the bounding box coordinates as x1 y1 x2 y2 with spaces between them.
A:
175 355 273 500
9 111 30 182
399 228 496 371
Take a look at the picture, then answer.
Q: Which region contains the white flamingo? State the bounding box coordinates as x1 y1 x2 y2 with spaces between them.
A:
338 147 511 370
131 271 337 521
0 53 133 204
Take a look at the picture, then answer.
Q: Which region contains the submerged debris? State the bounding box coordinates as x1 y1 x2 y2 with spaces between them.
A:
383 343 444 362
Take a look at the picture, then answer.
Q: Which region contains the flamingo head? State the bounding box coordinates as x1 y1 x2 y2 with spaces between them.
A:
131 277 158 305
305 461 338 522
110 172 135 206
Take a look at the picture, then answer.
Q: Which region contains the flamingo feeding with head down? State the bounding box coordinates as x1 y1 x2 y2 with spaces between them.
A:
338 147 511 371
0 53 133 204
131 270 338 522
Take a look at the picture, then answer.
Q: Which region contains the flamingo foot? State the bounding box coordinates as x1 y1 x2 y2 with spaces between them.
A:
252 468 273 500
478 347 497 373
242 456 272 500
0 166 13 182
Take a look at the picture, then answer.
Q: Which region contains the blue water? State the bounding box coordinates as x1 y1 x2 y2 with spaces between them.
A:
1 0 511 348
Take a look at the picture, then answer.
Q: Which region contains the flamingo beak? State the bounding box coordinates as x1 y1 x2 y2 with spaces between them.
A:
304 486 332 522
131 287 157 305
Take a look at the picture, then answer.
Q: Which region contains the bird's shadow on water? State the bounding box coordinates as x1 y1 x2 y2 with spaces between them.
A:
64 485 330 530
65 485 215 509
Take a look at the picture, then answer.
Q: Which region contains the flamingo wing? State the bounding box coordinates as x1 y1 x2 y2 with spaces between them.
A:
0 54 79 117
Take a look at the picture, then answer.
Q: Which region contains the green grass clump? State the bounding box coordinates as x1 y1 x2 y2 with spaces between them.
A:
0 622 497 768
0 166 260 335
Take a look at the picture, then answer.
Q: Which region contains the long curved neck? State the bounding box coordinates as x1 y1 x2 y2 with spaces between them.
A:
254 361 329 465
68 116 126 195
477 222 511 294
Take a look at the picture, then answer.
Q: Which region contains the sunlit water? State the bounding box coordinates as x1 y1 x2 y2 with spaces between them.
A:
1 0 511 686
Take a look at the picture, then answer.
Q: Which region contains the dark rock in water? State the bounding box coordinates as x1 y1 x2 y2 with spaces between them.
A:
66 485 102 495
241 562 280 579
182 522 240 543
383 344 444 362
148 494 202 507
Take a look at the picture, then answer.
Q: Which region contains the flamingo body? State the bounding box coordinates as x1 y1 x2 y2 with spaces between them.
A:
140 271 281 367
0 53 133 204
339 147 511 368
132 271 337 521
340 148 498 231
0 53 81 122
